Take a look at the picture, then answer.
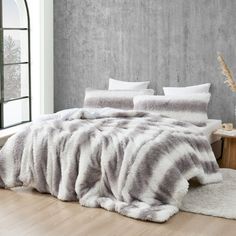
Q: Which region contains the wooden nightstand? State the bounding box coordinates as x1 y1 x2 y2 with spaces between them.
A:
214 128 236 169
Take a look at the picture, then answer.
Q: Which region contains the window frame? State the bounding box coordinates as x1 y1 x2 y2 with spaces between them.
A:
0 0 31 129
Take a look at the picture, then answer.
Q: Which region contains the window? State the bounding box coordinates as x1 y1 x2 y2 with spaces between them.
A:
0 0 31 128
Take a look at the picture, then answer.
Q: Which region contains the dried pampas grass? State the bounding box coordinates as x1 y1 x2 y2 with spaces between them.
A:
217 54 236 92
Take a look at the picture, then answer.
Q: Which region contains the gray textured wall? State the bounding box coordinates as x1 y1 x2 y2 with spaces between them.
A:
54 0 236 123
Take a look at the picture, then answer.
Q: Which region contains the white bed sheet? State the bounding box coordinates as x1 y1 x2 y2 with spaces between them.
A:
198 119 222 144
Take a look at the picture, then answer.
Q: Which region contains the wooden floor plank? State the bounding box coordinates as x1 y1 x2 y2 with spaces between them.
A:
0 188 235 236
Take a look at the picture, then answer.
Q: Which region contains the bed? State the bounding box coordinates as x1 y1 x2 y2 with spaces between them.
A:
0 81 224 223
0 108 222 223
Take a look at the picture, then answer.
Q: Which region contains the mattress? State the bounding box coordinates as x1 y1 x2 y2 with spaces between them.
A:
198 119 222 144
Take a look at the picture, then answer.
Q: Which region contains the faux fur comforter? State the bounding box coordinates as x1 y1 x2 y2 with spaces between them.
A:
0 108 222 222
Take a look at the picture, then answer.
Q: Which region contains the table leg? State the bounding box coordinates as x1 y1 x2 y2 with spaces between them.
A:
220 138 236 169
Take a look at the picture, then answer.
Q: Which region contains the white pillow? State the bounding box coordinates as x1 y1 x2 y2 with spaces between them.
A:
163 83 211 95
84 88 154 110
109 78 150 90
133 93 211 126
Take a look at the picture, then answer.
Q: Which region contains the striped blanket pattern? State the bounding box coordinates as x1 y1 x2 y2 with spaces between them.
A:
0 108 222 222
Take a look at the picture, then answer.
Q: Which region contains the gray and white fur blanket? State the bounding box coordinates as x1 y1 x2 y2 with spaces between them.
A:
0 108 222 222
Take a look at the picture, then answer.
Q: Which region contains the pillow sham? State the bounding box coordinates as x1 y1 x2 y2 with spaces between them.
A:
108 78 150 90
133 93 211 126
84 89 154 110
163 83 211 95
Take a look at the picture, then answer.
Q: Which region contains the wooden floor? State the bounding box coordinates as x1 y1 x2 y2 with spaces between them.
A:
0 188 235 236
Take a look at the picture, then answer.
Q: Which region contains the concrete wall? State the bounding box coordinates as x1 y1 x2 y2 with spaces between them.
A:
54 0 236 123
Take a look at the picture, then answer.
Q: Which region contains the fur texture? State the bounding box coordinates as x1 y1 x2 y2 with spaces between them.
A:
181 169 236 220
84 89 154 109
0 108 222 222
133 94 211 126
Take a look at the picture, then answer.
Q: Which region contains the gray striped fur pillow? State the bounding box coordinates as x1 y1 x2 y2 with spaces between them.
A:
83 89 154 109
133 94 211 126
